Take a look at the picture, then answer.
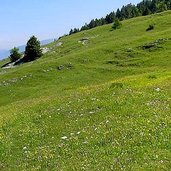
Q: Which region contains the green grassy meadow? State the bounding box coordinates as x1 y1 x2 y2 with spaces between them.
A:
0 11 171 170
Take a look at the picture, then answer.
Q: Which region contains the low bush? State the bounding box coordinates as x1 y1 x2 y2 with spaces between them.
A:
112 19 122 30
146 24 154 31
110 82 124 89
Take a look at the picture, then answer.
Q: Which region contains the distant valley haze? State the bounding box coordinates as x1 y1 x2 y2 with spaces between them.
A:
0 39 54 60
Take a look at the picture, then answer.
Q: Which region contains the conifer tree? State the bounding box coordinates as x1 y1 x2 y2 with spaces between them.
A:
112 19 122 30
9 47 22 62
24 36 42 61
69 29 73 35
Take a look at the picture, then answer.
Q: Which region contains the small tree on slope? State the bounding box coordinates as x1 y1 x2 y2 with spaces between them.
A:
9 47 22 62
112 19 122 30
24 36 42 61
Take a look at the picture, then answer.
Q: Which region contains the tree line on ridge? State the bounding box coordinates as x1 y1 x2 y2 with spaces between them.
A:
69 0 171 35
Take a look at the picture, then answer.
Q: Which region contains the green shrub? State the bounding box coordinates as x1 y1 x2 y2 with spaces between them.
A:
110 82 124 89
148 75 157 79
9 47 22 62
146 24 154 31
112 19 122 30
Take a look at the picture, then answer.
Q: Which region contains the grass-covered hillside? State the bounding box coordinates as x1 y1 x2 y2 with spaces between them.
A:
0 11 171 170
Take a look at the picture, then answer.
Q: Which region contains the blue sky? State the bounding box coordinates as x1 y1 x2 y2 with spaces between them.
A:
0 0 140 50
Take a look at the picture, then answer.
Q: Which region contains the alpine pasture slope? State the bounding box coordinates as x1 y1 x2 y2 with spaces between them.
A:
0 11 171 170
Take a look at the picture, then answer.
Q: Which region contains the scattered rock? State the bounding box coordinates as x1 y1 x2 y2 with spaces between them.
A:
66 63 72 69
42 47 50 54
0 74 32 87
57 65 65 70
61 136 67 140
142 43 156 49
125 48 133 52
155 88 160 92
42 68 53 73
57 63 73 71
2 57 25 68
78 38 89 45
141 38 170 50
1 62 15 69
56 42 63 47
23 147 27 150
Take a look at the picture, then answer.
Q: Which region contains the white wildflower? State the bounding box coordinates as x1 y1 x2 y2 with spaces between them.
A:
61 136 67 140
83 141 88 144
91 98 96 101
23 147 27 150
155 88 160 92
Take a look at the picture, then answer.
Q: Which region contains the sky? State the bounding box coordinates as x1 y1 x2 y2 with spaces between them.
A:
0 0 141 50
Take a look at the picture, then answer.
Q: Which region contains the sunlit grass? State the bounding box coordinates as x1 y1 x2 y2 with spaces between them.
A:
0 10 171 170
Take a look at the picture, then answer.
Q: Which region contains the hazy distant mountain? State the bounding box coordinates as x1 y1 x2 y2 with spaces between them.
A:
0 50 10 60
0 39 54 60
41 39 54 45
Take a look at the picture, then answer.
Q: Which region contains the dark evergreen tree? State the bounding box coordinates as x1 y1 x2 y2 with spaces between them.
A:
151 0 158 13
80 23 89 31
143 7 151 15
116 9 122 19
124 4 139 18
105 12 116 24
88 19 96 29
69 29 74 35
95 18 102 26
73 28 79 33
120 6 127 20
24 36 42 62
166 1 171 9
100 18 106 25
131 5 140 17
124 4 131 18
157 2 167 12
137 1 148 15
9 47 22 62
